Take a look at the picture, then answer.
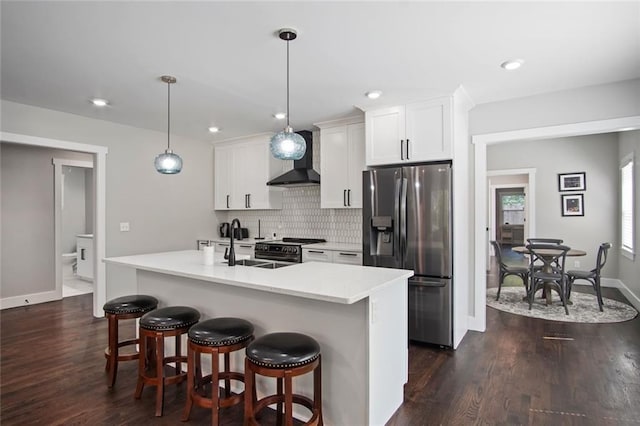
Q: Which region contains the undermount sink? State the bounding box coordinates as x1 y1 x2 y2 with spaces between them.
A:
227 259 293 269
233 259 271 267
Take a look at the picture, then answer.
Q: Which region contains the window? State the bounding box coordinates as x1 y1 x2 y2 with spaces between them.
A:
621 153 635 259
501 193 525 225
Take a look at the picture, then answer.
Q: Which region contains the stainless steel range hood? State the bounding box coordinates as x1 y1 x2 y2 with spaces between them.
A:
266 130 320 187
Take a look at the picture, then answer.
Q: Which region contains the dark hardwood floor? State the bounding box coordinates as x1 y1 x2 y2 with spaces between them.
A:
2 280 639 425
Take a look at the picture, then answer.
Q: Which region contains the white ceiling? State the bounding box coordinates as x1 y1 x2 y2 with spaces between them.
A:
2 1 639 143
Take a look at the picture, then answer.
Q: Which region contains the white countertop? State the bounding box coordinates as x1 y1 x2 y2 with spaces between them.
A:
104 250 412 304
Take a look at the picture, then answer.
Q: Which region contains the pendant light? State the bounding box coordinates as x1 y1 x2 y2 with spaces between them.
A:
154 75 183 174
269 28 306 160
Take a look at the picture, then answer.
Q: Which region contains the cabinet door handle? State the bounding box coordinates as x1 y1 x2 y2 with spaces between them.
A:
81 248 85 261
343 189 347 206
406 138 410 160
338 252 358 257
226 195 230 209
239 244 252 248
347 189 351 206
247 194 251 208
400 139 404 160
308 250 325 254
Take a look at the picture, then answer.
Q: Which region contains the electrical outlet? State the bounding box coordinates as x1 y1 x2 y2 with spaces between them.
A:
574 260 580 268
120 222 130 232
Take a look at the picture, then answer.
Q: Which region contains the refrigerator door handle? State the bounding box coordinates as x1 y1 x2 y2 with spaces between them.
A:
394 177 402 263
400 177 408 258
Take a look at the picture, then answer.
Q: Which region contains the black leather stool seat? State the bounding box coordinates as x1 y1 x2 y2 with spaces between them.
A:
246 332 320 369
188 317 254 347
103 294 158 315
140 306 200 331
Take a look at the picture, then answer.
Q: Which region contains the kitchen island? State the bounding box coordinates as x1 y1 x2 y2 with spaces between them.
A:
104 250 413 426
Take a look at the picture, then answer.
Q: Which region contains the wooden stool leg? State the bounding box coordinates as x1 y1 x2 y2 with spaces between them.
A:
155 334 165 417
182 343 194 422
315 358 323 426
276 377 283 425
107 314 119 388
285 373 294 426
244 358 254 425
175 334 182 375
224 352 231 398
211 348 220 426
134 332 146 399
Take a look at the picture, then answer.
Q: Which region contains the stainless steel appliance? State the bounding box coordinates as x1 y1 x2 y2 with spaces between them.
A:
363 162 453 347
255 238 326 263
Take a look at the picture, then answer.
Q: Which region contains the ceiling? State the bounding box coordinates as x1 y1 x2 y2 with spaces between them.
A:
2 1 639 143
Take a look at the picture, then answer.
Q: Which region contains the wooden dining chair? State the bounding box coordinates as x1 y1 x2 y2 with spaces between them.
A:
490 240 529 300
526 238 563 244
566 242 611 312
526 243 571 315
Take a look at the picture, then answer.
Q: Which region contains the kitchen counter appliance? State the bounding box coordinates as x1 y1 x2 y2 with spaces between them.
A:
255 238 326 263
363 162 453 347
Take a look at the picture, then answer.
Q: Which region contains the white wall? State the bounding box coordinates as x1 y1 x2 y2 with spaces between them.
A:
618 130 640 299
1 100 216 301
0 144 91 298
471 79 640 135
487 133 619 278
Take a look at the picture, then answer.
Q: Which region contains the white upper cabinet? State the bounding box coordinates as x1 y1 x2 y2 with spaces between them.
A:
365 96 452 166
318 117 365 209
214 133 283 210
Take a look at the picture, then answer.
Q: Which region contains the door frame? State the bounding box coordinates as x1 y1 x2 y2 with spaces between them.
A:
53 158 94 300
1 131 108 317
471 115 640 333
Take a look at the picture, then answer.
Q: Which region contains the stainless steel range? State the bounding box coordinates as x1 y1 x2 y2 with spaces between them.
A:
254 238 326 263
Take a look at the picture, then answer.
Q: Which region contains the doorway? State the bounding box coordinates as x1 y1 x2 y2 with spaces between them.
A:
54 160 94 298
1 131 107 317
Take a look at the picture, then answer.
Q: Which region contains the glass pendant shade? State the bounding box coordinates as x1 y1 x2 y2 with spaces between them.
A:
155 75 182 174
270 126 306 160
154 149 183 174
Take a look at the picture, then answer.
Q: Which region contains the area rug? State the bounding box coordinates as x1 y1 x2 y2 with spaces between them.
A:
486 287 638 323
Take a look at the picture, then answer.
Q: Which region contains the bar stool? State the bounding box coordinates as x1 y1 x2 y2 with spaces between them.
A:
135 306 201 417
103 294 158 388
244 332 323 426
182 317 254 425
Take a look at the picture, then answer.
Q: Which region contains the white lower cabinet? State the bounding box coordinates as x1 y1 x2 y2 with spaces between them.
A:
303 248 362 265
332 251 363 265
76 235 93 280
302 248 333 263
215 241 254 259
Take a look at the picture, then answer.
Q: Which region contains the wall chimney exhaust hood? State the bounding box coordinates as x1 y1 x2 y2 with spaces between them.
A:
267 130 320 187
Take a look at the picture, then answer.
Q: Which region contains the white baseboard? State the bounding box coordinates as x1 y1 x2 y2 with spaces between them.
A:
615 279 640 312
0 290 60 310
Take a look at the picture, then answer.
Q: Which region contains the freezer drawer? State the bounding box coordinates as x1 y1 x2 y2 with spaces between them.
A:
408 277 452 347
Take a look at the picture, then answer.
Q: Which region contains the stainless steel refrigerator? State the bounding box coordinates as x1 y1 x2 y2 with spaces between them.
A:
363 162 453 347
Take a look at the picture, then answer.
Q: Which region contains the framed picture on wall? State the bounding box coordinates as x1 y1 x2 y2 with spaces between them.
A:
558 172 586 191
561 194 584 217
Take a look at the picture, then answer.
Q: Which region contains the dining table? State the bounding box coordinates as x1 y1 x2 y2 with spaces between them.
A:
511 245 586 305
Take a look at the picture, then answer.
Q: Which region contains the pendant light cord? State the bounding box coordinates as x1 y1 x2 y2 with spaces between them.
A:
167 80 171 150
286 39 290 127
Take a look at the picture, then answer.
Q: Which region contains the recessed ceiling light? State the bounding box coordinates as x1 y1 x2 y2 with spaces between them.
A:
500 59 524 71
366 91 382 99
208 126 220 133
274 112 286 120
91 98 109 107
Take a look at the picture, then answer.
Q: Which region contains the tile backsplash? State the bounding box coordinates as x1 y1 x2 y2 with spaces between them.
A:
220 186 362 244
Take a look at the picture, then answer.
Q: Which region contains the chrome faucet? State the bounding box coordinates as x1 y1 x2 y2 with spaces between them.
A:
226 218 242 266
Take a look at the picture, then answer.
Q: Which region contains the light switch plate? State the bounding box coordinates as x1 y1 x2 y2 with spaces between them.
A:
120 222 130 232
